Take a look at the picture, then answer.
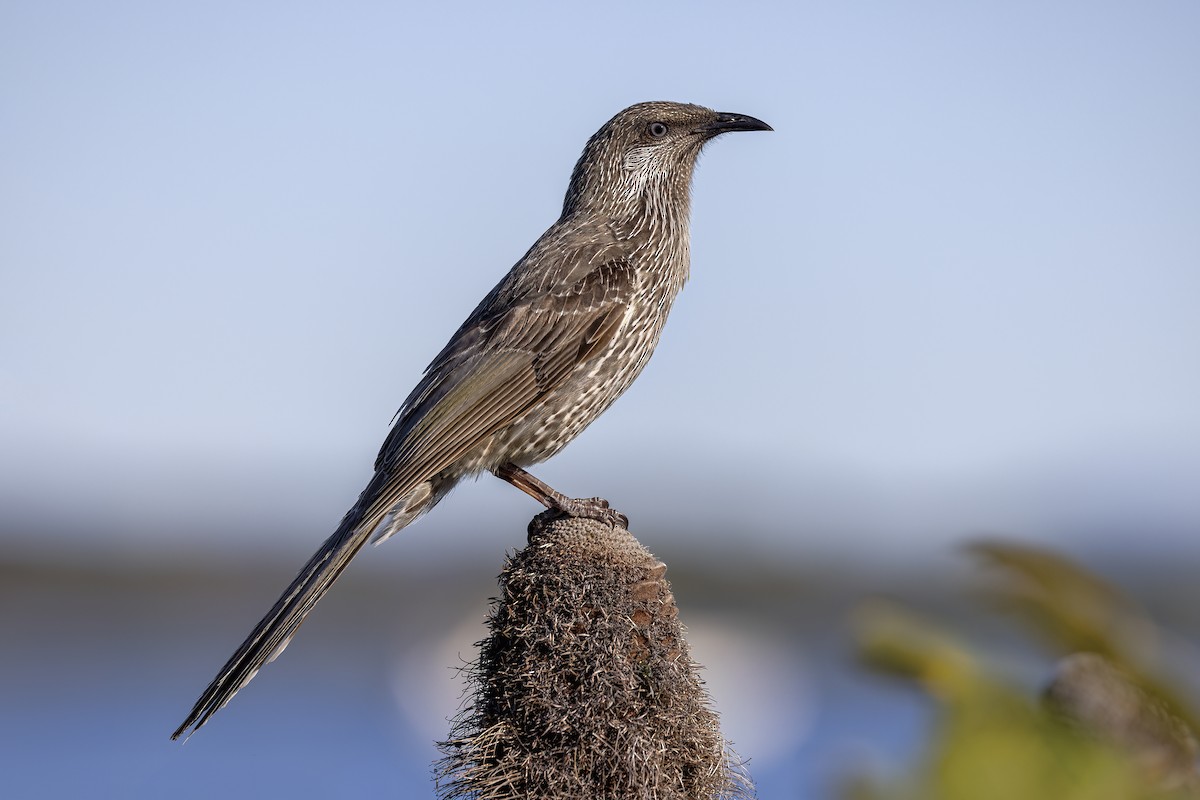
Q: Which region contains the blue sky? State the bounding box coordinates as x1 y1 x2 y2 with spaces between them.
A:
2 1 1199 563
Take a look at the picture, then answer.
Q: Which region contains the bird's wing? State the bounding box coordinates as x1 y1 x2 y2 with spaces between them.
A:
365 258 636 523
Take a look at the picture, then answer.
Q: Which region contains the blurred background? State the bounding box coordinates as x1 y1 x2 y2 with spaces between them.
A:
2 1 1198 797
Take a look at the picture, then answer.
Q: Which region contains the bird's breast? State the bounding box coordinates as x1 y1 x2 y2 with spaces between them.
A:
469 264 685 471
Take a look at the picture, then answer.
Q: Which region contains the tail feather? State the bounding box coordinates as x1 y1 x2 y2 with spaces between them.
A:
370 477 438 545
171 472 394 740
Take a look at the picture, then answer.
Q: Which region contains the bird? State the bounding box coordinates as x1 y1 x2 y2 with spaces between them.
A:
172 101 771 740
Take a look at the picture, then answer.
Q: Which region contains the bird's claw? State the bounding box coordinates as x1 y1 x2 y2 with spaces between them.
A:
549 495 629 529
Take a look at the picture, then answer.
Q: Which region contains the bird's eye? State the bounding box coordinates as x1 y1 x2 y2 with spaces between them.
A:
647 122 669 139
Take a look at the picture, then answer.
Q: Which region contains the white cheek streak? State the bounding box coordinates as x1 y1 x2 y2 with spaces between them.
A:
622 147 662 195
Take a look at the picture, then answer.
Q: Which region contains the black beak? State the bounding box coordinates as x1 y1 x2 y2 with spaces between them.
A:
697 111 773 136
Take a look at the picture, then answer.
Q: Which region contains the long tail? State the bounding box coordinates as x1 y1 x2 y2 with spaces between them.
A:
172 471 394 740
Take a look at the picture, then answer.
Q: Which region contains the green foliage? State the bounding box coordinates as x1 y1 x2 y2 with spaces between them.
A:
848 543 1199 799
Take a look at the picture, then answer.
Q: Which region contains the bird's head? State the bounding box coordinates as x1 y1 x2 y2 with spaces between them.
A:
562 101 771 221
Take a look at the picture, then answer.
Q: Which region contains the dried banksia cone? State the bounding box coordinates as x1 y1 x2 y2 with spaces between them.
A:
436 510 751 800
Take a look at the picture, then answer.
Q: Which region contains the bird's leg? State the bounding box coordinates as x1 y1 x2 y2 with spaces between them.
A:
494 462 629 528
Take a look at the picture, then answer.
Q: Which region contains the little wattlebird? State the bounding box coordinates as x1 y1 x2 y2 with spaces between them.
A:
172 101 771 739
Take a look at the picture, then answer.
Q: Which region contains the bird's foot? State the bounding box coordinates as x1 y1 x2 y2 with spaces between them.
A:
547 495 629 529
493 463 628 528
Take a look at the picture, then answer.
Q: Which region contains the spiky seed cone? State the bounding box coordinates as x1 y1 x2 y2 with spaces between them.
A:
436 511 751 800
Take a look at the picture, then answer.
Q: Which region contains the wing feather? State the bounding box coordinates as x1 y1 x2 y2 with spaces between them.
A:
369 259 635 515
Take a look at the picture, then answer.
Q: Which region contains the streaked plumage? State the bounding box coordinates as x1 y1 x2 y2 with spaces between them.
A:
172 101 770 739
